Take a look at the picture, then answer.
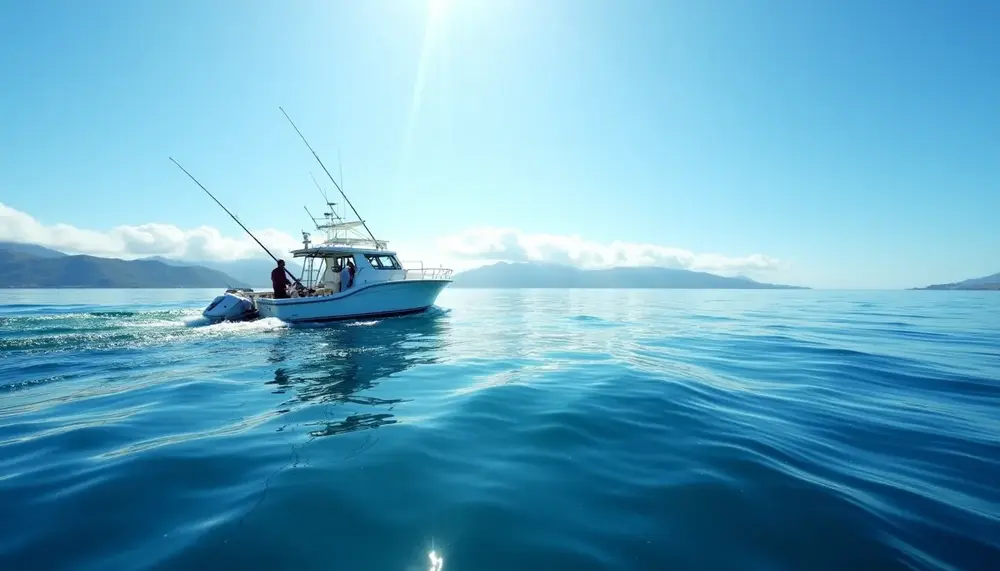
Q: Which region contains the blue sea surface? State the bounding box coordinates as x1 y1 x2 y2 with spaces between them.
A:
1 288 998 570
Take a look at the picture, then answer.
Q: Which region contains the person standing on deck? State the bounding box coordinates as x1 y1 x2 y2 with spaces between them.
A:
329 261 342 293
347 259 356 287
271 260 291 299
339 258 352 291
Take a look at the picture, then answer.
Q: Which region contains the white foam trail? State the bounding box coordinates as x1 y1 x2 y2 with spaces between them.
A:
183 316 213 328
125 320 185 329
198 317 288 335
181 315 288 336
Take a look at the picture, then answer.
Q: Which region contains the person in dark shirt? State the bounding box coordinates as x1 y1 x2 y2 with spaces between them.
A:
271 259 291 299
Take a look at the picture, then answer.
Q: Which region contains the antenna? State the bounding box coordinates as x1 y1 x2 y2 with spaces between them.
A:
279 106 382 249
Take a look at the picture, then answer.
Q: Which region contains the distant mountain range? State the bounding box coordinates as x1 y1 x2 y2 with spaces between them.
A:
0 242 67 259
450 262 808 289
916 272 1000 291
4 239 992 291
0 242 247 288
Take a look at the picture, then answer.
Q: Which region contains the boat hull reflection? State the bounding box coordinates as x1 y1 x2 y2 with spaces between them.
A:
265 309 449 438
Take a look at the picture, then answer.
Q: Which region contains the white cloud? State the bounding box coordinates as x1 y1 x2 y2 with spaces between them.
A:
436 227 782 275
1 204 784 277
0 203 301 261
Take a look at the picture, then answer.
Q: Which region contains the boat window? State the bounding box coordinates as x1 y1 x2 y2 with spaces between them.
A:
366 254 401 269
380 255 401 269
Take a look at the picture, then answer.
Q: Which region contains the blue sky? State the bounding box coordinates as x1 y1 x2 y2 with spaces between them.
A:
1 0 997 288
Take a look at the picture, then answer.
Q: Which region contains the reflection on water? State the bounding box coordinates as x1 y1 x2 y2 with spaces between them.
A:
265 311 450 439
3 290 1000 571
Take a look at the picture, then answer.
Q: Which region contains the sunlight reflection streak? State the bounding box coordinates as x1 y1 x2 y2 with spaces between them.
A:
399 0 449 185
429 549 444 571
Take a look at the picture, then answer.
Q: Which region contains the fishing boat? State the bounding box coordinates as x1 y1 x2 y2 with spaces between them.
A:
202 204 453 323
175 107 453 324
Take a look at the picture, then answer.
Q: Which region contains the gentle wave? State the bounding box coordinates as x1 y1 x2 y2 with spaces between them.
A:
0 288 998 570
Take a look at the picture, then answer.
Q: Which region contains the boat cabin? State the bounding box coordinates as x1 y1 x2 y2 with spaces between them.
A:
289 245 408 294
260 204 452 300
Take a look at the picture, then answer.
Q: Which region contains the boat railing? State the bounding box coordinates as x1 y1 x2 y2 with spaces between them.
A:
400 260 454 280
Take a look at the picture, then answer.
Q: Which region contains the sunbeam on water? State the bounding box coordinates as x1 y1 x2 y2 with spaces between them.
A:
1 288 999 570
429 550 444 571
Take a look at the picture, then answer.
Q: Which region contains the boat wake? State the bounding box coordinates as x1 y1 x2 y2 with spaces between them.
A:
186 316 287 334
181 316 214 328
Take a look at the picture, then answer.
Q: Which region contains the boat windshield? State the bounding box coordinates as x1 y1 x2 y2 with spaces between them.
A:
365 253 402 270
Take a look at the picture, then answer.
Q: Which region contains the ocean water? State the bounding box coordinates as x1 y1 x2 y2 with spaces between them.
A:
1 288 998 571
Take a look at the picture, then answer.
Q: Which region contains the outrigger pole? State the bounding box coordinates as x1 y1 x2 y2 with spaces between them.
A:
310 172 330 204
168 157 303 288
278 106 382 249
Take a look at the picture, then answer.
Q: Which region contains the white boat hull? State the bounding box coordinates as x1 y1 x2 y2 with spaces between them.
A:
255 278 450 323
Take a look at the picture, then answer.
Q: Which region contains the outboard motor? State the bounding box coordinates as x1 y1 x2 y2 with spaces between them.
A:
203 291 257 322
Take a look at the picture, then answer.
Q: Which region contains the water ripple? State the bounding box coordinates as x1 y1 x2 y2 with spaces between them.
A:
0 288 998 570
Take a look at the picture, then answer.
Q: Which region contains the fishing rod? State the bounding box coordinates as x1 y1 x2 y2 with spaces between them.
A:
279 106 381 248
169 157 303 288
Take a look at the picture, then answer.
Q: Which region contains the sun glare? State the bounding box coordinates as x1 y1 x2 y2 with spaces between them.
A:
428 550 444 571
399 0 451 187
429 0 448 16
